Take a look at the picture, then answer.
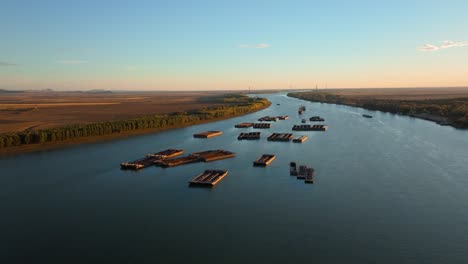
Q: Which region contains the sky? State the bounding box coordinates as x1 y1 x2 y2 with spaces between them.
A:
1 0 468 91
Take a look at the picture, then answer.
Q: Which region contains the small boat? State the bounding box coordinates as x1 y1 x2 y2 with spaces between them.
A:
301 119 306 123
290 162 298 176
362 114 373 118
277 103 280 105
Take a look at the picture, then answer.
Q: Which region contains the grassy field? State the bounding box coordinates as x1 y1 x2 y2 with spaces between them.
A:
288 87 468 128
0 91 228 133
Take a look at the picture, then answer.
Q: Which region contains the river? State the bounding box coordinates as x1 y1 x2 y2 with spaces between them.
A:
1 93 467 263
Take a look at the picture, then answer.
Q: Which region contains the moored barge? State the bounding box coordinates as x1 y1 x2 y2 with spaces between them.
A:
157 149 235 167
267 133 293 142
189 170 228 187
193 131 223 138
253 123 271 129
304 168 315 183
297 165 308 179
235 122 254 128
121 148 184 170
157 155 200 167
238 132 261 140
258 116 279 122
191 149 236 162
290 162 315 183
290 162 298 176
147 149 184 159
253 154 276 166
292 135 308 143
292 124 328 131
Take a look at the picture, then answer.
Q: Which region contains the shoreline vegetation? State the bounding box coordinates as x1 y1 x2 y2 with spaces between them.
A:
288 91 468 129
0 94 270 155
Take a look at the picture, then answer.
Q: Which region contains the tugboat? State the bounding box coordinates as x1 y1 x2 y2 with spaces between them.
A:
362 114 373 118
298 105 306 115
290 162 298 176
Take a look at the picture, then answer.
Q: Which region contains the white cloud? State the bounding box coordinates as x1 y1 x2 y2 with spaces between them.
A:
440 40 468 48
56 60 87 64
238 43 270 49
418 40 468 51
255 43 270 48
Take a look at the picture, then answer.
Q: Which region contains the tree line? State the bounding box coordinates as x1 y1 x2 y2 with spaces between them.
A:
0 95 270 149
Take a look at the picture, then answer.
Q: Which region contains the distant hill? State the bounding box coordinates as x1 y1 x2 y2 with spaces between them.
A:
0 89 24 93
85 89 113 94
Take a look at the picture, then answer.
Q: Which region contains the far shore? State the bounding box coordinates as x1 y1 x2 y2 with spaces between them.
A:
288 88 468 129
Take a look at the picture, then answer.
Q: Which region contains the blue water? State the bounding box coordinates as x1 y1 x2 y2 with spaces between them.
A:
1 93 467 263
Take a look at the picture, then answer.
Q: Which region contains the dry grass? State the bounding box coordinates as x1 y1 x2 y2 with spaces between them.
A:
0 91 225 133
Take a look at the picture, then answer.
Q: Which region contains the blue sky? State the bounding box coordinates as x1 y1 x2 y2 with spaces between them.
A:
1 0 468 90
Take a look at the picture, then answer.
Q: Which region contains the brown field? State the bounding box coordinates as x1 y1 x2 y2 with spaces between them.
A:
313 87 468 100
0 91 226 133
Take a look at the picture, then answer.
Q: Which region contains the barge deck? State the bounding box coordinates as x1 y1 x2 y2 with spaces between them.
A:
292 124 328 131
158 155 200 167
189 170 228 186
293 135 308 143
238 132 261 140
253 154 276 166
253 123 271 129
258 116 279 122
304 168 315 183
235 122 254 128
191 149 236 162
158 149 236 167
120 149 184 170
267 133 293 142
290 161 298 176
193 131 223 138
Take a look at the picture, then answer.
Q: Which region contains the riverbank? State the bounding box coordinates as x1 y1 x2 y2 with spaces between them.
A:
288 90 468 129
0 95 271 156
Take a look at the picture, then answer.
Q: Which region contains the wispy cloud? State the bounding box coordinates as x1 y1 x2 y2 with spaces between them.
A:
239 43 270 49
56 60 87 64
418 40 468 51
0 61 18 66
